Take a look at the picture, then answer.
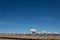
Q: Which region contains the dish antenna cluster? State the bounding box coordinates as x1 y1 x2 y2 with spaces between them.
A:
43 31 52 34
30 28 37 35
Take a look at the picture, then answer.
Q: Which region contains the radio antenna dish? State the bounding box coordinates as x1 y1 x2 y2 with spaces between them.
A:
30 28 37 35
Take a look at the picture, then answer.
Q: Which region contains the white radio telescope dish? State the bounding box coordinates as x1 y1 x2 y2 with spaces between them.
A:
47 32 52 34
30 28 37 34
43 31 47 33
30 28 36 32
55 32 59 34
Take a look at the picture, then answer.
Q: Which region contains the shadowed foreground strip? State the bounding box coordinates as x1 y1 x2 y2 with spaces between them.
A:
0 33 60 40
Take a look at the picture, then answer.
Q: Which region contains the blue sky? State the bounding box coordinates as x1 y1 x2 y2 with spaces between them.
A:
0 0 60 33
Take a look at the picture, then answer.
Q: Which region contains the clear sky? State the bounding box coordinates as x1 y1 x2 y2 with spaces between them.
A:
0 0 60 33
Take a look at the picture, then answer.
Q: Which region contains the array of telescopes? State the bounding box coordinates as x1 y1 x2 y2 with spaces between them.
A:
30 28 59 35
0 28 59 35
